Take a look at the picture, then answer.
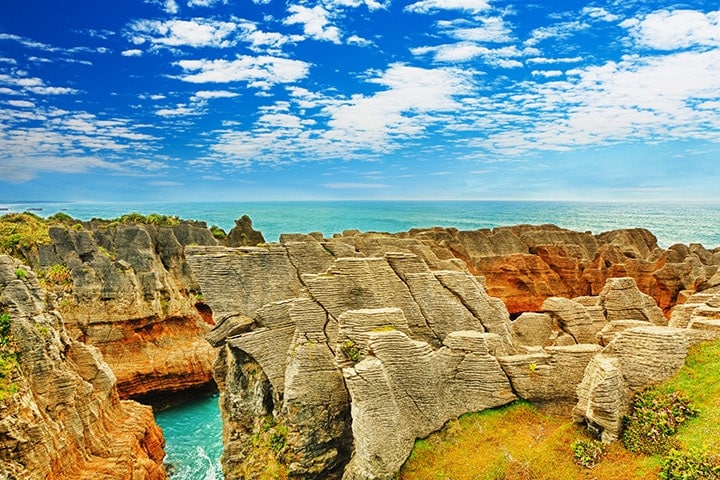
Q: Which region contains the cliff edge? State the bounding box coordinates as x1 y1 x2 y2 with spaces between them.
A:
0 254 166 480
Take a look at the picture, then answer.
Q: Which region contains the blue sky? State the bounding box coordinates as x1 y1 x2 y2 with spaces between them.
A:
1 0 719 202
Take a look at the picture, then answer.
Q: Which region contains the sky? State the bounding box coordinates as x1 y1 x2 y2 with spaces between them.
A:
0 0 719 202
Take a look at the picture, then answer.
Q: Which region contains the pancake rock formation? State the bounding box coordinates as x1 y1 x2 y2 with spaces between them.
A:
19 217 225 404
187 228 720 480
0 255 166 480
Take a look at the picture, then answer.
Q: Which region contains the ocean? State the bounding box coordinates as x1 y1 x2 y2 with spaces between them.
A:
4 199 719 479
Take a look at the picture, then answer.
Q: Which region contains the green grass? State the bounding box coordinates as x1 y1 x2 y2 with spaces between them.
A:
400 339 720 480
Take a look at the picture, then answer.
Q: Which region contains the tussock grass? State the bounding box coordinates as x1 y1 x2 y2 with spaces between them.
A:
400 339 720 480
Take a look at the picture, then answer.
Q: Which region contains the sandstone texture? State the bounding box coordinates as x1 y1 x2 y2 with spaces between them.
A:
0 255 166 480
187 224 718 480
19 218 222 403
400 225 720 316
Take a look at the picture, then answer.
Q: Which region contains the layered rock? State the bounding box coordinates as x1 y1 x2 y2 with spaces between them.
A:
188 242 519 480
396 225 720 316
27 219 219 403
188 222 712 480
0 255 166 479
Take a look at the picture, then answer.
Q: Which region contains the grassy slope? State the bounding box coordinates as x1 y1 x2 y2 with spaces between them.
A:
400 339 720 480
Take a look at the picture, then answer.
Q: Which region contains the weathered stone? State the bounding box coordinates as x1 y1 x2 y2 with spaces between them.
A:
498 344 602 403
511 312 554 346
0 255 166 480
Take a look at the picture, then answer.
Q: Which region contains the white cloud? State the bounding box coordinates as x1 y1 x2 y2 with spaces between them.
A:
531 70 563 78
187 0 226 6
27 86 78 95
439 16 513 43
413 43 535 66
0 57 18 65
527 56 583 64
192 90 239 99
7 100 35 108
129 18 239 49
475 49 720 155
582 7 620 23
284 5 342 44
173 56 310 88
526 20 589 46
145 0 178 14
0 72 78 95
156 104 202 116
121 49 143 57
347 35 374 47
622 9 720 50
325 0 389 11
405 0 489 14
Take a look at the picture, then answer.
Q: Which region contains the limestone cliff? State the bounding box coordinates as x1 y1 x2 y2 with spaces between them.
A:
399 225 720 316
20 217 220 404
188 224 720 480
0 255 166 480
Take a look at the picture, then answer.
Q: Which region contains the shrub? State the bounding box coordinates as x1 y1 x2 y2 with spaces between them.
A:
571 438 605 468
622 388 699 455
14 268 27 279
210 225 227 240
0 313 11 347
660 448 720 480
341 340 361 362
43 264 71 285
0 212 50 258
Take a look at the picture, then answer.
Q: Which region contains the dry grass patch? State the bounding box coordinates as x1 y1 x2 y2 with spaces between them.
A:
399 400 662 480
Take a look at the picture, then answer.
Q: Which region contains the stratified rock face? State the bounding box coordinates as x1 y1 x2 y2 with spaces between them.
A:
400 225 720 316
0 255 166 480
187 241 518 480
32 221 218 402
186 224 720 479
188 222 706 480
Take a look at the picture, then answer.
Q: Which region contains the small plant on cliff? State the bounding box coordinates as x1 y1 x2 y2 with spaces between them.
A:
660 448 720 480
14 268 27 279
621 388 698 455
571 438 605 468
42 264 72 288
341 339 362 362
210 225 226 240
0 312 18 401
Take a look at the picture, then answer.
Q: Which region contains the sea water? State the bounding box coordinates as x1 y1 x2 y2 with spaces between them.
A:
3 200 720 479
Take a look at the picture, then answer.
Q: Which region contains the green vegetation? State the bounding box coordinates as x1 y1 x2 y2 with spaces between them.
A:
113 212 182 227
660 448 720 480
572 438 606 469
40 264 72 290
400 339 720 480
0 312 18 402
622 389 698 455
341 339 362 362
210 225 227 240
0 212 51 258
14 268 27 279
233 415 289 480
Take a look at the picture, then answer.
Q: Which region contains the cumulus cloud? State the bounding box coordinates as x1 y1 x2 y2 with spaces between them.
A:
121 49 143 57
7 100 35 108
192 89 239 99
405 0 490 14
173 56 310 88
622 9 720 50
438 16 514 43
531 70 564 78
128 18 239 49
284 5 342 43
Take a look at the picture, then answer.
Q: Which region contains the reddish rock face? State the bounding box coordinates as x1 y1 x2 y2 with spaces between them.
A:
402 225 720 317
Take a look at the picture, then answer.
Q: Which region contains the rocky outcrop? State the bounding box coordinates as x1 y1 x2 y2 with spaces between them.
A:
398 225 720 316
0 255 166 479
187 242 519 480
188 222 715 480
29 219 219 403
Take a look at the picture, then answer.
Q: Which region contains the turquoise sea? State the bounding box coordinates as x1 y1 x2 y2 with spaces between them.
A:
3 200 719 479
